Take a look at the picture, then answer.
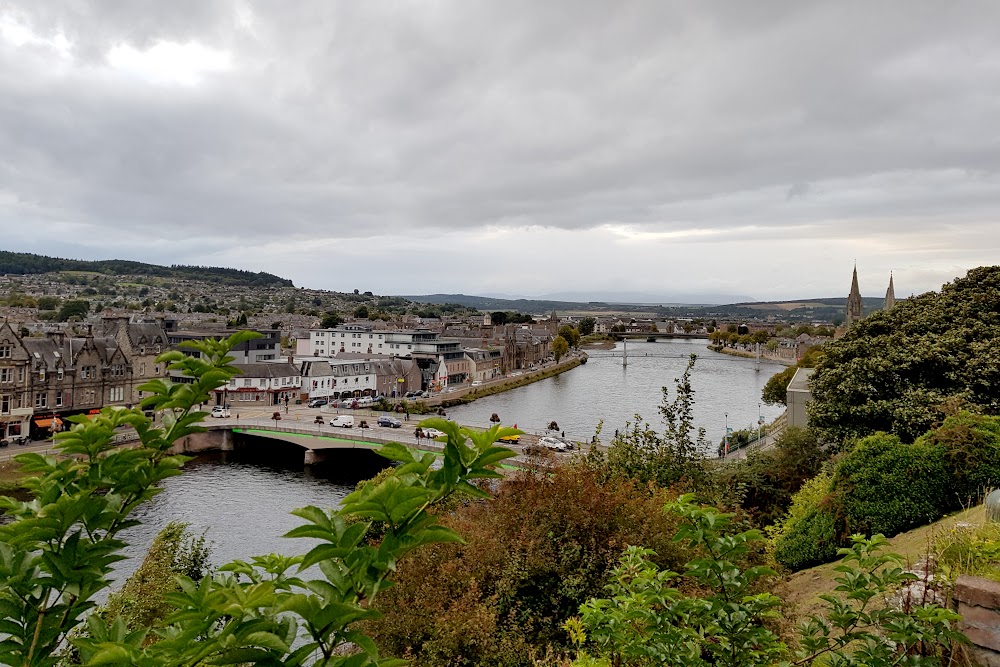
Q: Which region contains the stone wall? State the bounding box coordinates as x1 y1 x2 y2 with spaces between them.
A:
955 575 1000 667
168 428 232 454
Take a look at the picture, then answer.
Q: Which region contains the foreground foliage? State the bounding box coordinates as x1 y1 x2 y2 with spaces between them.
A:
570 496 966 667
0 333 516 666
364 464 692 666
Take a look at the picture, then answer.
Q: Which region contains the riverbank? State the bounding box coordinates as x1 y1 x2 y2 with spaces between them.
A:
709 345 795 366
426 353 587 409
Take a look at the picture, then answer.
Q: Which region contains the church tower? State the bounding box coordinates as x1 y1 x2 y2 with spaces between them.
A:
884 273 896 311
845 265 864 327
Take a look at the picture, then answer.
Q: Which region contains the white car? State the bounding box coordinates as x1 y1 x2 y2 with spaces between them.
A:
210 406 231 418
421 427 445 439
538 436 570 451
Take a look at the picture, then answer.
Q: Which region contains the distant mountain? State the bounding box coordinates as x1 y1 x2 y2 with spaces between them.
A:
0 251 294 288
532 290 757 305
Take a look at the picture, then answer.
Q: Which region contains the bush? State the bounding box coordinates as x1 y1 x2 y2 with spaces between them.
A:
773 506 840 571
919 411 1000 504
365 463 690 666
834 432 950 537
714 427 827 527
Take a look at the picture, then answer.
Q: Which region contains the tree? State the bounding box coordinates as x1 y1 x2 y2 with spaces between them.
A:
320 311 344 328
0 333 517 665
490 311 508 325
559 325 581 348
56 299 90 321
761 366 796 405
552 335 570 361
36 296 60 311
809 265 1000 444
578 317 596 336
354 304 370 318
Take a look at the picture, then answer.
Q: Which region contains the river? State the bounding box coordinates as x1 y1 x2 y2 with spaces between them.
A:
112 339 785 583
448 339 786 445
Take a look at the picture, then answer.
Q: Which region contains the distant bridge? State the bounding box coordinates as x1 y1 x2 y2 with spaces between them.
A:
609 332 709 341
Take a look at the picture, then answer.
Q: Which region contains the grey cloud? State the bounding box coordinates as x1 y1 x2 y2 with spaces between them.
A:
2 1 1000 297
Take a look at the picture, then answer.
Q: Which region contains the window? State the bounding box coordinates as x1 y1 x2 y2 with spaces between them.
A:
111 364 125 377
82 389 96 405
140 363 145 376
259 379 266 387
55 392 63 407
1 395 9 414
0 368 11 383
109 386 124 402
81 365 96 380
34 392 47 408
243 379 252 387
0 345 10 358
57 368 64 380
17 367 23 382
38 367 45 381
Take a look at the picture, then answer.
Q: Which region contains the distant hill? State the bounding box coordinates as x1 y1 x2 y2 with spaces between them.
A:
0 251 294 288
532 290 756 305
403 293 897 322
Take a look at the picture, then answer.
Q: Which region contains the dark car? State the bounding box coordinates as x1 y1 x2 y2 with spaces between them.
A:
377 416 402 428
307 398 328 408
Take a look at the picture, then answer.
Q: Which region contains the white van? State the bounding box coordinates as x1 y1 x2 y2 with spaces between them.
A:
330 415 354 428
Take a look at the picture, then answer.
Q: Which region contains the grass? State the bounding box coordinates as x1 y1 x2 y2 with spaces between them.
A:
781 503 988 623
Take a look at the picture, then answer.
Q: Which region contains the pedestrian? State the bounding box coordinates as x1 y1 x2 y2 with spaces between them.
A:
405 410 410 421
561 431 565 438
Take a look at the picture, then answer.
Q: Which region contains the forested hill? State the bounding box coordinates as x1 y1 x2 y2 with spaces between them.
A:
0 251 293 287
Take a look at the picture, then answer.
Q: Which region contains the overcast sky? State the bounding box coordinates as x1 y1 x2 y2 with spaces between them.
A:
2 2 998 302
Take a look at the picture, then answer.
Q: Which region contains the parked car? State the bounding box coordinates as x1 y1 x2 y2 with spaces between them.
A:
330 415 354 428
210 406 231 418
377 416 402 428
421 427 445 439
307 398 328 408
471 380 482 386
538 436 570 451
498 434 521 444
356 397 374 407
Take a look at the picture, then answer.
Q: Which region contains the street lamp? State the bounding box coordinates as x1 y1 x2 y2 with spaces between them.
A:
757 402 763 445
724 412 729 459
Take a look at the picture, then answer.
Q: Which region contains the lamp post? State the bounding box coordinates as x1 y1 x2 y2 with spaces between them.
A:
724 412 729 459
757 402 763 445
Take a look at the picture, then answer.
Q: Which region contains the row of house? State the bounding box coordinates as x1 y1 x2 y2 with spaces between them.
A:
1 316 547 440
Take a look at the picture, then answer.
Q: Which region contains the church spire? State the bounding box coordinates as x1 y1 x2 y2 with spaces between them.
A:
845 264 864 327
884 272 896 311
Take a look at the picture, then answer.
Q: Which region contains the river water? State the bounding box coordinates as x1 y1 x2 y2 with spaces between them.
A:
112 339 785 583
448 339 786 445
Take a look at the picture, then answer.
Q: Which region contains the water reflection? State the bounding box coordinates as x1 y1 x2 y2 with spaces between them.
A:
448 339 787 445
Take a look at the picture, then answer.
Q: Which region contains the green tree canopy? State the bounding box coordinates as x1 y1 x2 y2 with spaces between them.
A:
552 335 569 361
56 298 90 321
808 265 1000 444
578 317 596 336
558 324 581 348
320 311 344 328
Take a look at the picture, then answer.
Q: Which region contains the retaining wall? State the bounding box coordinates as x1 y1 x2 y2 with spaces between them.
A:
954 575 1000 667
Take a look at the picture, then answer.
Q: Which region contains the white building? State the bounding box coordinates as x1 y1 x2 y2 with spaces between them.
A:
218 363 301 406
297 358 378 399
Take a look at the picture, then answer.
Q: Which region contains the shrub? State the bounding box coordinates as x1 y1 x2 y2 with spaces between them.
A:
834 432 950 537
919 411 1000 504
365 463 690 666
773 506 840 571
769 469 837 570
715 427 827 527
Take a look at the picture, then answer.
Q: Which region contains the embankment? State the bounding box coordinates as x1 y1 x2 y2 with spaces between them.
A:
428 354 587 409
